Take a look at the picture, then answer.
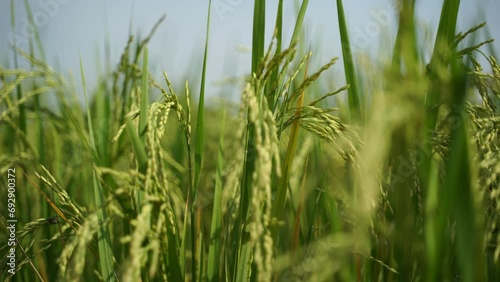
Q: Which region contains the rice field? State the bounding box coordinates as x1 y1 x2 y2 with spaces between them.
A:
1 0 499 281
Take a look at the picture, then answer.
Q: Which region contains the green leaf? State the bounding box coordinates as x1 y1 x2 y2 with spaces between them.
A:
80 55 116 282
207 108 225 282
194 0 212 195
336 0 361 121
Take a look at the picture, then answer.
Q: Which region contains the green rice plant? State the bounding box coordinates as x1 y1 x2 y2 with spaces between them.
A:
80 56 116 282
194 0 212 194
336 0 361 121
207 107 225 282
232 0 267 279
1 0 500 281
272 51 311 242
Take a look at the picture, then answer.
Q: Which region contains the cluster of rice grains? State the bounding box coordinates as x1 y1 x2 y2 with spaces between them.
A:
467 55 500 262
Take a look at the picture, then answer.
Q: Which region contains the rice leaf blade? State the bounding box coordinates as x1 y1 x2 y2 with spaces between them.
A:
336 0 361 121
80 55 116 282
207 108 225 282
194 0 212 194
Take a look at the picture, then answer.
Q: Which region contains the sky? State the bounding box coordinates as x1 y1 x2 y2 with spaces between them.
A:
0 0 499 103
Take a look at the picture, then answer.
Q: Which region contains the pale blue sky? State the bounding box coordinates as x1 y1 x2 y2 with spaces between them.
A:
1 0 499 102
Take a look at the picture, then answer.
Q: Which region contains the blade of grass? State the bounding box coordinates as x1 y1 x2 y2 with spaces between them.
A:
207 107 225 282
337 3 364 280
251 0 266 74
165 217 184 282
197 232 205 282
420 4 461 280
80 55 116 282
442 56 484 282
138 47 149 140
266 0 283 110
180 199 189 278
136 47 149 208
95 83 111 167
288 0 309 48
192 5 212 279
425 0 461 131
391 0 418 75
125 119 148 173
291 155 309 254
336 0 361 121
194 0 212 192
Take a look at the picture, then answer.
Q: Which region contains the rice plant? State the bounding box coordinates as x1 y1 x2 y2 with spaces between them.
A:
0 0 499 281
